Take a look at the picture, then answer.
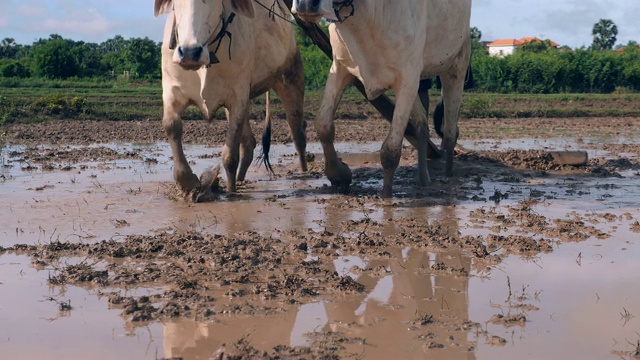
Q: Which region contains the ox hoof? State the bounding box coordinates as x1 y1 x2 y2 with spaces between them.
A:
176 172 201 194
326 160 352 193
381 186 393 199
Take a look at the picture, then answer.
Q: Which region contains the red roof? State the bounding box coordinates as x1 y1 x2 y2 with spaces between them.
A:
487 39 519 47
488 37 560 48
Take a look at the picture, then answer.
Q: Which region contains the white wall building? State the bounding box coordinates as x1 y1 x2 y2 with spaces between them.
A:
487 37 559 57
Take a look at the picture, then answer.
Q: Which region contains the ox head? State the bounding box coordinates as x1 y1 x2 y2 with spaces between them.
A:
154 0 255 70
291 0 338 22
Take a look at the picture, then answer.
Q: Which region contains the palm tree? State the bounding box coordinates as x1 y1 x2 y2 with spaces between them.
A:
591 19 618 51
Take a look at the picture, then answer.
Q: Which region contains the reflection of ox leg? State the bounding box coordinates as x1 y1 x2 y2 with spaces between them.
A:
323 266 385 331
163 320 209 359
380 77 421 198
273 50 308 172
163 90 201 193
163 311 300 358
316 64 355 191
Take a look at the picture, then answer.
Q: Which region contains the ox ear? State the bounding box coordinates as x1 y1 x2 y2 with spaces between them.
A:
224 0 255 18
154 0 172 17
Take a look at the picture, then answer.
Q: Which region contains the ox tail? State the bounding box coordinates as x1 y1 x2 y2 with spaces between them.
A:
433 98 445 138
258 91 275 175
419 79 446 139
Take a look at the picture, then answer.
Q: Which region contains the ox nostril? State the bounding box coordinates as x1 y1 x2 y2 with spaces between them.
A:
178 47 204 63
191 47 203 60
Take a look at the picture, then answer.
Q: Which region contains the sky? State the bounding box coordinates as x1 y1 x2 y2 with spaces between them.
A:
1 0 640 48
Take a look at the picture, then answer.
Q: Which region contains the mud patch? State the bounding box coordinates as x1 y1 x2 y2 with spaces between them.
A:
2 117 640 359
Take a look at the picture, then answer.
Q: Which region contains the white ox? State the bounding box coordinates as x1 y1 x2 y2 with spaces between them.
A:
154 0 307 199
292 0 471 198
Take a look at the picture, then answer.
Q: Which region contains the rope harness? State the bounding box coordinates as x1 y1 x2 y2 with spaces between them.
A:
206 12 236 66
332 0 355 23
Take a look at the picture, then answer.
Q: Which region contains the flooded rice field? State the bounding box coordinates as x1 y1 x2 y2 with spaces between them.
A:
1 117 640 359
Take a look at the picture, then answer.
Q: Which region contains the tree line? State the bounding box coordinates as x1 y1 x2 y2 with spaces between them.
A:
0 35 161 80
1 18 639 93
470 38 640 93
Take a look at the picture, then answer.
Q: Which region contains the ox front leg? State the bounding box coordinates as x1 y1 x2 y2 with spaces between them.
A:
222 103 250 193
380 85 418 198
316 68 354 192
440 82 464 177
163 108 200 193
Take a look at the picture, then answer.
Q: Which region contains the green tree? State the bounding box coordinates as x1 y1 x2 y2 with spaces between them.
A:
470 27 482 42
0 38 19 59
100 35 128 75
31 35 79 79
0 59 31 78
519 39 556 54
295 24 331 89
592 19 618 51
72 42 105 78
121 37 162 79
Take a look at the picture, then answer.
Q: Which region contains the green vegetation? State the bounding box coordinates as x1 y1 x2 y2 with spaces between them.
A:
2 19 640 124
2 85 640 125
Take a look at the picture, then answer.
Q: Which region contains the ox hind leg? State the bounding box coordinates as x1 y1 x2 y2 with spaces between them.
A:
272 50 308 172
409 93 431 186
236 111 257 182
316 64 355 191
163 95 201 194
439 38 471 177
380 79 422 198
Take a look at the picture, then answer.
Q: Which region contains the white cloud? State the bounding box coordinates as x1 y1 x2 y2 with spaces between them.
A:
34 9 113 38
16 5 46 17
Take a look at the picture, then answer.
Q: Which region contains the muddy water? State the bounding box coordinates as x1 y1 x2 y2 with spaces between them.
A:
1 139 640 359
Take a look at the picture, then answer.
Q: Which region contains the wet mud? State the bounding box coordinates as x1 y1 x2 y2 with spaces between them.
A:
1 116 640 359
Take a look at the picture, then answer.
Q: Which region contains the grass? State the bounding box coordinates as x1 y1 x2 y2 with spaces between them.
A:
2 81 640 125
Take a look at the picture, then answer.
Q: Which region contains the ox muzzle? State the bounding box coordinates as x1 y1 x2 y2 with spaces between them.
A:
291 0 338 22
169 12 235 70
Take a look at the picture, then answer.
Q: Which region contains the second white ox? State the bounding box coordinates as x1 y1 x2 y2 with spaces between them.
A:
155 0 307 198
292 0 471 198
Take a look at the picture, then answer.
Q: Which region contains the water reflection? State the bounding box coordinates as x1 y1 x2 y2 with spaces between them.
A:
160 232 476 359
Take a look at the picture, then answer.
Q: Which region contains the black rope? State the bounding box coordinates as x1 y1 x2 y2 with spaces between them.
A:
333 0 354 23
206 12 236 66
253 0 296 25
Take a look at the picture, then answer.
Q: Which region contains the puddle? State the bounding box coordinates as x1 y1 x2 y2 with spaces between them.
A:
1 138 640 359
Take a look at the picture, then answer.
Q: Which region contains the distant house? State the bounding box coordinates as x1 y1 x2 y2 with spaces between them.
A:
487 37 560 57
615 44 640 53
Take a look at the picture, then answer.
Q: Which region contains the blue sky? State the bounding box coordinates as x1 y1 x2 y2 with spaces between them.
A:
2 0 639 48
